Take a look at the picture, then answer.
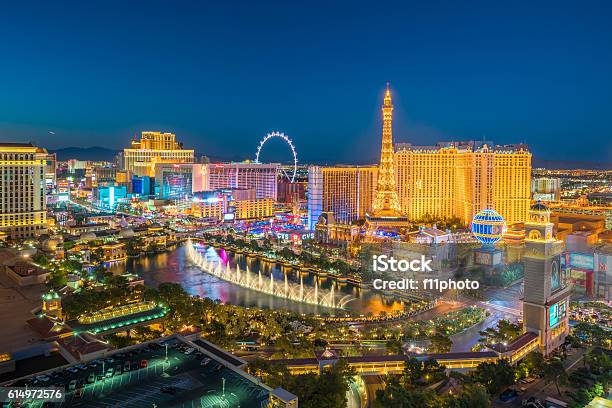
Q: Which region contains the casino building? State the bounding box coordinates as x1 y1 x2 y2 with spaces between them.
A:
395 141 531 226
307 87 532 236
522 201 570 356
0 142 48 239
123 131 195 177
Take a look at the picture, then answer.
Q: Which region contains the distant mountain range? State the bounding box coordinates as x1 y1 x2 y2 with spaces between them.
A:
50 146 611 170
50 146 243 164
51 146 119 161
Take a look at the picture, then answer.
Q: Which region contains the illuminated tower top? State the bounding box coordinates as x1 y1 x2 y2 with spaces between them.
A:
370 84 402 216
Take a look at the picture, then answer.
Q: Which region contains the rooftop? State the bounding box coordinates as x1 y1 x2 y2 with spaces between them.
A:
3 335 275 408
0 142 34 148
192 339 246 367
68 304 168 334
487 332 538 353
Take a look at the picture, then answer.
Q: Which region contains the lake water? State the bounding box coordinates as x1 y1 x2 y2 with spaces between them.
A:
109 243 405 316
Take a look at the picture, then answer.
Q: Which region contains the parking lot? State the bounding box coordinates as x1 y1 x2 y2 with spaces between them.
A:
10 338 270 407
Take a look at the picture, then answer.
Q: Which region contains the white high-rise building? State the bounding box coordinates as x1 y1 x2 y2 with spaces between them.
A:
0 142 48 239
206 162 279 201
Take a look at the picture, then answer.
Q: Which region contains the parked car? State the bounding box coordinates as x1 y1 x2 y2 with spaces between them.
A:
87 374 95 384
140 359 148 368
68 380 77 391
105 368 114 378
124 361 131 372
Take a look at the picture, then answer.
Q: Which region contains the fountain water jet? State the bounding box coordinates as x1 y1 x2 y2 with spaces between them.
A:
186 239 346 308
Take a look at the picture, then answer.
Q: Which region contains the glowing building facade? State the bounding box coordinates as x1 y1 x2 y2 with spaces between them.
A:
191 190 273 221
206 163 279 201
531 177 561 202
0 143 48 239
307 89 531 234
154 163 194 200
365 85 410 234
123 131 194 177
523 201 570 356
307 166 377 229
395 141 531 226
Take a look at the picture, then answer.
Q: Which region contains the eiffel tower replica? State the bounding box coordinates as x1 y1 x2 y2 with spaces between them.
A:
365 84 410 238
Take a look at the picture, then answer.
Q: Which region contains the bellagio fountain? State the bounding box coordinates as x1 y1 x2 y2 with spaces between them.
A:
186 239 353 309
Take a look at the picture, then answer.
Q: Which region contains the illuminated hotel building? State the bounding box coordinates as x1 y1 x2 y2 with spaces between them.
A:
206 162 279 201
548 200 612 230
307 166 377 229
531 177 561 202
308 90 531 232
234 198 274 220
0 143 48 239
42 152 57 195
123 131 194 177
192 190 273 221
154 163 194 200
522 201 570 356
395 141 531 226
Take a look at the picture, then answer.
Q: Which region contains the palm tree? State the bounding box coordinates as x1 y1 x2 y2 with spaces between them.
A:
543 359 568 395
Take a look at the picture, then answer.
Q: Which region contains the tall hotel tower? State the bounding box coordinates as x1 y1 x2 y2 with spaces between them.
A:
523 201 570 356
0 143 48 239
307 166 378 229
365 85 409 234
395 142 531 226
123 131 195 177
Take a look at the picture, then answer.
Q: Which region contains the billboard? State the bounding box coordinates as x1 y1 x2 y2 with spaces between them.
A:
569 253 594 270
549 300 567 328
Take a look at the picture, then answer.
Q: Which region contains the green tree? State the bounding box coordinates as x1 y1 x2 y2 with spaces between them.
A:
478 319 522 345
441 383 492 408
518 351 545 378
402 357 424 385
374 376 436 408
473 359 515 394
428 333 453 353
31 253 49 266
573 322 609 348
543 359 568 396
585 348 612 374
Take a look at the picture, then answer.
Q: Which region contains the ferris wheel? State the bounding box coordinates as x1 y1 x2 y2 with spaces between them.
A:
254 131 298 182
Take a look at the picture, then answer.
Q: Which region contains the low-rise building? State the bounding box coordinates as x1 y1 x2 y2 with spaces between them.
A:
4 261 50 286
101 242 127 262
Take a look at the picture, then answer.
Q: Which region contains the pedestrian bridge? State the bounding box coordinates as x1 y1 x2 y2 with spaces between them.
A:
271 332 540 376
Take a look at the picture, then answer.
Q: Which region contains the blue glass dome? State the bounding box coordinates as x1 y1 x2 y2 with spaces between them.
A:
471 209 506 245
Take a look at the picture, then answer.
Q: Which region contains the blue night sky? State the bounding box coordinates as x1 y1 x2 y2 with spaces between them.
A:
0 1 611 164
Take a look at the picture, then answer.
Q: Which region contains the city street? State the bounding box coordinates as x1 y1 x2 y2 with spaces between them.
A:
504 348 586 407
451 281 524 352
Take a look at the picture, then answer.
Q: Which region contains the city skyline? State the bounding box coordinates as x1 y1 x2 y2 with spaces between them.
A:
0 4 610 407
1 1 611 164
